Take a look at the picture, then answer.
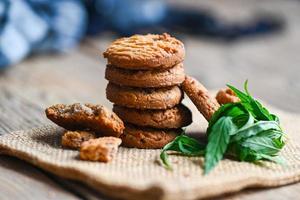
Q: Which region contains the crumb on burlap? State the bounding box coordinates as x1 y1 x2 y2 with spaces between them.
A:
62 130 96 149
80 137 122 162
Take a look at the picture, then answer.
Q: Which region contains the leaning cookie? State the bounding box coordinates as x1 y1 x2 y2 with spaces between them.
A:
182 76 220 121
121 124 181 149
106 83 183 110
105 63 185 88
113 104 192 129
45 103 125 137
103 33 185 70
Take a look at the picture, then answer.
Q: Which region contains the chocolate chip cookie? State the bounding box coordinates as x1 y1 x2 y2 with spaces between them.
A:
105 63 185 88
103 33 185 70
113 104 192 129
121 124 181 149
106 83 183 109
45 103 125 137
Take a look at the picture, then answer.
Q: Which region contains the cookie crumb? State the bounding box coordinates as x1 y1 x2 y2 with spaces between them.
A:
216 88 240 105
80 137 122 162
62 131 96 149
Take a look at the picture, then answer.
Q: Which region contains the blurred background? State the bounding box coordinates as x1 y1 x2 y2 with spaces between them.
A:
0 0 299 113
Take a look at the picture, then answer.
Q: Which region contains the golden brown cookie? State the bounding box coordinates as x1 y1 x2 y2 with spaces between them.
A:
113 104 192 129
216 88 240 105
45 103 125 137
80 137 122 162
105 63 185 88
182 76 220 121
121 124 181 149
103 33 185 70
106 83 183 110
61 130 96 149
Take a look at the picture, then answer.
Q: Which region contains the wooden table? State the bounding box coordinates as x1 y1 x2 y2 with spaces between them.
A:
1 0 300 199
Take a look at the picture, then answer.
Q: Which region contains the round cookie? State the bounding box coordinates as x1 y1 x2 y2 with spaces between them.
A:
106 83 183 110
121 124 181 149
105 63 185 88
103 33 185 70
113 104 192 129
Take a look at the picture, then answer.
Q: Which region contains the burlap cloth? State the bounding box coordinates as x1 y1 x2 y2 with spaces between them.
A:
1 104 300 200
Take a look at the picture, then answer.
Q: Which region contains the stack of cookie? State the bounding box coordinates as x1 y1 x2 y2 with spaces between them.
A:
103 33 192 149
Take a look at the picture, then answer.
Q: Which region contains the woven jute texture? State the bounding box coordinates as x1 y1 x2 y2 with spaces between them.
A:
1 105 300 200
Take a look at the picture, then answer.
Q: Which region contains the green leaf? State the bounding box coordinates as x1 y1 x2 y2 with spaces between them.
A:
227 84 251 104
208 103 236 127
178 136 205 155
160 151 172 170
160 134 205 169
205 117 237 174
227 82 274 121
249 99 273 121
259 154 285 165
244 80 250 95
231 121 281 142
232 112 255 130
237 147 262 162
241 135 281 155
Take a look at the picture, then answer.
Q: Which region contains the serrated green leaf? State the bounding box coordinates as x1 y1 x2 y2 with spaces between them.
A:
160 134 205 169
241 135 280 155
205 117 237 174
231 121 281 142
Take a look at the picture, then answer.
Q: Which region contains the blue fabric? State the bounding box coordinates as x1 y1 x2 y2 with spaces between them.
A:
0 0 87 69
0 0 283 69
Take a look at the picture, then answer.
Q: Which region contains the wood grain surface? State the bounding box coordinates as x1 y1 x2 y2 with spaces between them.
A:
1 0 300 199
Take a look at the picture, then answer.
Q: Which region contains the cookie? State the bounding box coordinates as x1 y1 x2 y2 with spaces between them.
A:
105 63 185 88
113 104 192 129
80 137 122 162
103 33 185 70
182 76 220 121
61 130 96 149
216 88 240 105
45 103 125 137
121 124 181 149
106 83 183 110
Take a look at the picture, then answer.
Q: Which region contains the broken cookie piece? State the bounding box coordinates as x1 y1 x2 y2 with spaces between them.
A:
45 103 125 137
80 137 122 162
61 130 96 149
216 88 240 105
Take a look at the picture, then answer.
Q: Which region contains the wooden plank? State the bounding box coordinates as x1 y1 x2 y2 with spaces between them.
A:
0 91 80 199
0 156 80 200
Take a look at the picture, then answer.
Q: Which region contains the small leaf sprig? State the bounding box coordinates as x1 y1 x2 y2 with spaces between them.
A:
160 81 286 174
